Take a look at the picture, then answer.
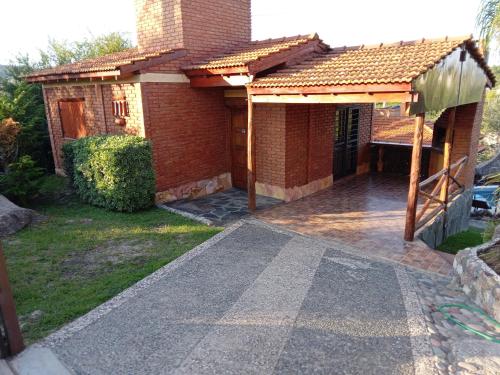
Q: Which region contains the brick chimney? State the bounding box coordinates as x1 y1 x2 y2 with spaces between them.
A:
135 0 251 57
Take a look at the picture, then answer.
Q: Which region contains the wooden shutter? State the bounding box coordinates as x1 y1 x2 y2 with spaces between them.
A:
58 99 86 139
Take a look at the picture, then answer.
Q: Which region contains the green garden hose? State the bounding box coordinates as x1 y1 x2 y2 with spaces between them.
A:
437 303 500 344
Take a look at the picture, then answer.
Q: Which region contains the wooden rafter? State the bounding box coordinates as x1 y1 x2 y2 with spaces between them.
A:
247 82 412 95
26 70 123 83
250 92 414 104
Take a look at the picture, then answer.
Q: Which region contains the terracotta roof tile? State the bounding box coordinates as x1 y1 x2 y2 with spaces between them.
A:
371 109 434 147
26 47 182 79
251 36 494 88
184 34 321 70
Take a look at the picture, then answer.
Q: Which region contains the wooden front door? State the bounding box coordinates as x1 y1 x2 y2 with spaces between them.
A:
58 99 86 139
230 108 248 190
334 107 359 179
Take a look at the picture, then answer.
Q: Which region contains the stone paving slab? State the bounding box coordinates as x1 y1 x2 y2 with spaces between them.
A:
163 188 282 226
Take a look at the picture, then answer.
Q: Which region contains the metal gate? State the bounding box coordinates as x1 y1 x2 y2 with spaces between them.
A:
334 107 359 179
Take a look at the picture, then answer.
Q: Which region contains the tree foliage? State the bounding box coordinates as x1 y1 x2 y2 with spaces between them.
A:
481 65 500 145
0 118 21 171
477 0 500 56
39 32 132 68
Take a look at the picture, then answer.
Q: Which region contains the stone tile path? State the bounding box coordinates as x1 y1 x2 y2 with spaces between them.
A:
163 188 281 226
17 222 434 375
408 269 500 375
258 173 454 275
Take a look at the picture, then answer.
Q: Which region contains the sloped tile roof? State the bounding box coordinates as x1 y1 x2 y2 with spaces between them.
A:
184 34 321 70
371 109 434 147
251 36 494 88
26 47 182 79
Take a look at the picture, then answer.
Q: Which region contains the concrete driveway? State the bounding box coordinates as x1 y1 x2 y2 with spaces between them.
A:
11 220 437 375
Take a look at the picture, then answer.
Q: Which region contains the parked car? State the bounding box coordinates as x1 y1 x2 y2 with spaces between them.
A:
471 185 499 216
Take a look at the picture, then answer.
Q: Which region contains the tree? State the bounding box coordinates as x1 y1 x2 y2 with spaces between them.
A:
39 32 132 68
0 32 132 173
477 0 500 56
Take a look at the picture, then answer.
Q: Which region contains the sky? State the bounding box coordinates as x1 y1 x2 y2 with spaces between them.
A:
0 0 493 65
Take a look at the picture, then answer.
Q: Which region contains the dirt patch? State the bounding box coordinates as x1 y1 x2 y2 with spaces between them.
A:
479 243 500 275
62 239 156 279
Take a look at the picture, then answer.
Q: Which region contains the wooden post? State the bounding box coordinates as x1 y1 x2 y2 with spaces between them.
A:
439 108 456 203
0 243 24 357
377 145 385 172
247 95 256 211
404 113 425 241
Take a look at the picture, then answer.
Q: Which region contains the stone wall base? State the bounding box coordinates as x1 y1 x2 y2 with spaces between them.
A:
256 175 333 202
155 172 232 203
453 237 500 322
418 189 472 249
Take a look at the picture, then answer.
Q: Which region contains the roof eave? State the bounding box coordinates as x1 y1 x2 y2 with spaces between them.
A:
26 70 123 83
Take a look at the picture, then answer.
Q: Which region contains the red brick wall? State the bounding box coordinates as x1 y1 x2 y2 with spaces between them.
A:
254 103 367 190
285 105 309 188
43 83 143 170
308 105 335 181
254 103 335 189
430 100 484 188
255 104 286 187
140 82 229 191
451 101 484 188
135 0 250 61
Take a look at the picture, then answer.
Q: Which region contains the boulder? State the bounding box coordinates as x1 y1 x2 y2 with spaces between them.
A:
0 195 35 236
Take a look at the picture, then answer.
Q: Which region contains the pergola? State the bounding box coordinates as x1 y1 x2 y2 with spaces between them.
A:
243 37 494 241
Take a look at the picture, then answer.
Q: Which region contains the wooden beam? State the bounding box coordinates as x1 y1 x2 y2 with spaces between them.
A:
248 83 413 95
0 243 24 356
404 113 426 241
377 145 385 172
190 75 252 88
247 95 256 211
251 92 414 104
183 66 249 77
439 108 456 202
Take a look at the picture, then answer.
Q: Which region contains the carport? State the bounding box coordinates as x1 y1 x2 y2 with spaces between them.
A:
246 36 494 242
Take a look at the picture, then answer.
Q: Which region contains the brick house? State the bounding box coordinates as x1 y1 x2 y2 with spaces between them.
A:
27 0 494 241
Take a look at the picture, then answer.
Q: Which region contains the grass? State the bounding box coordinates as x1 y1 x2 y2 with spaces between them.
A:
437 228 485 254
2 197 221 344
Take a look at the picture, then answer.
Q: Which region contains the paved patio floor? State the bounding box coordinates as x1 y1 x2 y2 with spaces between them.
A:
258 173 454 275
15 222 437 375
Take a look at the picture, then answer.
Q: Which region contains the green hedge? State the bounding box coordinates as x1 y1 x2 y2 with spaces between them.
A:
63 135 156 212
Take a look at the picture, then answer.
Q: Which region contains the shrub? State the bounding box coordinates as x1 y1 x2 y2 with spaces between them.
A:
67 135 155 212
0 155 44 205
0 118 21 172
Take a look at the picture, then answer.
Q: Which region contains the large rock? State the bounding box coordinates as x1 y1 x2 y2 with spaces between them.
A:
0 195 35 236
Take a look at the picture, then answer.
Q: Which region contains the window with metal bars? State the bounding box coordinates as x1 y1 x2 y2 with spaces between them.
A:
112 99 129 118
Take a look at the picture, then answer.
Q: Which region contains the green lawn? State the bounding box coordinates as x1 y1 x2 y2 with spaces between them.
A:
2 198 221 343
437 228 484 254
